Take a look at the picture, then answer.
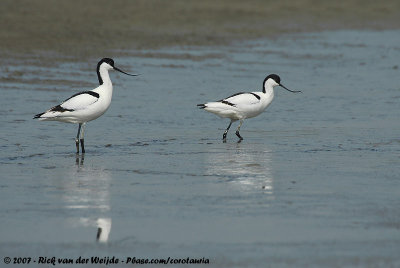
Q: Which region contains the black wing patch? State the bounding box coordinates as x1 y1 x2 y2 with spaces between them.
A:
51 91 100 112
63 91 100 102
50 105 74 112
221 100 235 106
250 93 261 100
219 92 260 107
218 92 246 107
220 92 246 101
221 92 260 101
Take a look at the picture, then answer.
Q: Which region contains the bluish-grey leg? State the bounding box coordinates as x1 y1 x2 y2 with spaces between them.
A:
80 123 86 154
235 120 244 142
223 121 232 142
76 123 82 154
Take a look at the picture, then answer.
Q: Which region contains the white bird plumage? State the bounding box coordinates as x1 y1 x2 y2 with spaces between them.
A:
34 58 137 153
198 74 301 142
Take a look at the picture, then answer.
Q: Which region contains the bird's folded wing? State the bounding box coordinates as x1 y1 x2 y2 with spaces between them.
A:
223 92 261 106
55 91 100 111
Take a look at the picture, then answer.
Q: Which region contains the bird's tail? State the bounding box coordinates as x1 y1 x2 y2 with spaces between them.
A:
197 102 238 119
33 111 59 121
33 112 45 119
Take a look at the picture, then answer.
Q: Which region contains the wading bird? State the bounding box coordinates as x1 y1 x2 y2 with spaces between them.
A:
34 58 137 153
198 74 301 142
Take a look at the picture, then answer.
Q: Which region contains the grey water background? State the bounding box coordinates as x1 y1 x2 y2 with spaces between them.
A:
1 30 400 267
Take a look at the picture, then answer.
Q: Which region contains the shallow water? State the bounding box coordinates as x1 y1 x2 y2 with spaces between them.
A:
1 30 400 267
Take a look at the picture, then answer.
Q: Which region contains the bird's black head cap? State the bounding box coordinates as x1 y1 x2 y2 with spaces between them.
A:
262 74 281 93
264 74 281 85
99 58 114 68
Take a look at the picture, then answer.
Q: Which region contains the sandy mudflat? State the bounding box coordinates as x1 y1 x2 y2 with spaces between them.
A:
1 2 400 267
1 0 400 58
1 30 400 267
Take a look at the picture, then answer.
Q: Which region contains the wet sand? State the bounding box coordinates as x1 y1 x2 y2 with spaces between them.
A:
1 1 400 267
1 29 400 267
1 0 400 58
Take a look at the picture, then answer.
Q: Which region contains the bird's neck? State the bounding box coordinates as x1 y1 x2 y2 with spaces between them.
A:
260 85 274 107
97 67 112 86
263 82 274 97
95 67 113 101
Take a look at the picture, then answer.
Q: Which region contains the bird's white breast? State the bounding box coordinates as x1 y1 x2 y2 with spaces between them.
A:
238 91 274 119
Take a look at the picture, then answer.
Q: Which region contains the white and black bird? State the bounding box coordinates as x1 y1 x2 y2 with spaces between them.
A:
34 58 137 153
197 74 301 142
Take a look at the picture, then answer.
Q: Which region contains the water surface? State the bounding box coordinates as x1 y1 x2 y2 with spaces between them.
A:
1 30 400 267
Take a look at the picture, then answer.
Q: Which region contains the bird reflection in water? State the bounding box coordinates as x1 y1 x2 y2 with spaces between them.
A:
62 154 112 242
96 218 112 243
205 143 274 196
75 153 84 167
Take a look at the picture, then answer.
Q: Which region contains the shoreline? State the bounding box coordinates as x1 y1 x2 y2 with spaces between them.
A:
1 0 400 60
